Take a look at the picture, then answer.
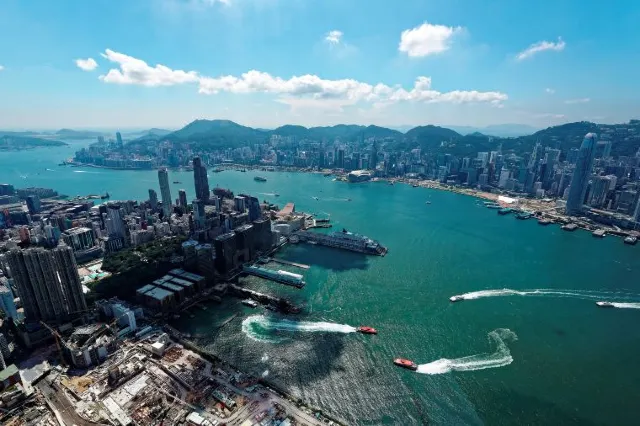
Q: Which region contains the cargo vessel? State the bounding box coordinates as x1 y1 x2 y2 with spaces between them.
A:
295 228 387 256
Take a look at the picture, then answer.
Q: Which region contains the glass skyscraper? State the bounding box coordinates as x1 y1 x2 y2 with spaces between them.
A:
566 133 598 215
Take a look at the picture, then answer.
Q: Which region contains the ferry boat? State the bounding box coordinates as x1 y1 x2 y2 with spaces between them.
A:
254 176 267 182
295 228 388 256
393 358 418 371
357 326 378 335
624 236 638 245
596 301 615 308
242 299 259 308
486 204 501 210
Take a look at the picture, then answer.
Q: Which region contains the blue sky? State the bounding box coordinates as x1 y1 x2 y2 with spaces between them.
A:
1 0 639 130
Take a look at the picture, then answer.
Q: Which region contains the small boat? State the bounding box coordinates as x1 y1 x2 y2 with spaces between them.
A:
173 181 182 184
624 236 637 245
412 184 419 188
356 326 378 335
596 301 615 308
449 295 464 302
242 299 259 308
101 192 110 199
254 176 267 182
515 213 532 220
274 193 280 197
388 182 394 186
425 201 431 205
498 208 512 215
561 223 578 231
393 358 418 371
313 196 319 200
538 219 552 226
323 172 332 177
347 198 352 201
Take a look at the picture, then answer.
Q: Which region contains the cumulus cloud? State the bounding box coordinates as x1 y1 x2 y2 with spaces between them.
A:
75 58 98 71
99 49 199 86
99 49 508 107
516 37 565 61
399 22 462 57
325 30 343 44
564 98 590 104
537 113 565 119
545 88 555 94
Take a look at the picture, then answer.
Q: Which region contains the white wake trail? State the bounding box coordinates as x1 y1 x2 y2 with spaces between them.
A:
242 315 356 342
452 288 640 302
610 302 640 310
417 329 517 375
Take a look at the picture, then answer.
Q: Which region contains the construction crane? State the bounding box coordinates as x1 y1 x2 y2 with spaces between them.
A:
39 321 66 367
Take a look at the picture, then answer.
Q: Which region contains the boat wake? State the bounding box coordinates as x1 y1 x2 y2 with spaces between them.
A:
451 288 640 302
242 315 356 342
417 329 517 375
609 302 640 310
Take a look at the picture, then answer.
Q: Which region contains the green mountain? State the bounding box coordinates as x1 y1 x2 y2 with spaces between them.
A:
165 119 268 148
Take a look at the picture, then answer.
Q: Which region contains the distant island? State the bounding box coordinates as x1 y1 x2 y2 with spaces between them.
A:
0 133 68 151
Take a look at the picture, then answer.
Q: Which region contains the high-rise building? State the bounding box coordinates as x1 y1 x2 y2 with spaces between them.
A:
158 168 172 217
26 195 41 214
195 244 215 280
148 189 158 211
369 142 378 171
588 176 611 208
116 132 123 147
252 218 273 253
178 190 188 210
193 157 210 203
192 199 205 229
214 232 237 275
5 245 87 323
566 133 598 215
235 224 256 263
105 204 126 239
234 196 246 213
62 227 96 252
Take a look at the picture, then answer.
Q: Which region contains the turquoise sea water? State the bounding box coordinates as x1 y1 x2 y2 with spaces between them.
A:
2 144 640 425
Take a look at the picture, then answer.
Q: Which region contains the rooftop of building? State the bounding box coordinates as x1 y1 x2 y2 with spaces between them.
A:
235 223 254 233
145 286 174 301
136 284 156 295
0 364 19 381
168 276 196 288
157 281 183 293
215 232 236 241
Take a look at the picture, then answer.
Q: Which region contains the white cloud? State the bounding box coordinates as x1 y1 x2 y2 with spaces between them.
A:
516 37 565 61
75 58 98 71
536 113 565 119
99 49 508 107
564 98 590 104
325 30 343 44
99 49 199 86
545 88 555 94
399 22 463 57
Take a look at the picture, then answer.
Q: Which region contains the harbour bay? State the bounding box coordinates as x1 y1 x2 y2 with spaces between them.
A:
2 145 640 424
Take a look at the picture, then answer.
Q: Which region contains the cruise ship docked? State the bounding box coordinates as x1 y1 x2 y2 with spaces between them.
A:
295 229 388 256
242 265 306 288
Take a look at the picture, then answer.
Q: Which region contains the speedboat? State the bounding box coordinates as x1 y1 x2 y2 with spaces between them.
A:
449 295 464 302
425 201 432 205
596 301 615 308
274 193 280 197
242 299 258 308
313 196 319 200
393 358 418 371
357 326 378 335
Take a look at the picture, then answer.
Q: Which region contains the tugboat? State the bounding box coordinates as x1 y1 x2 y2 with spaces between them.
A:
596 301 615 308
356 326 378 335
393 358 418 371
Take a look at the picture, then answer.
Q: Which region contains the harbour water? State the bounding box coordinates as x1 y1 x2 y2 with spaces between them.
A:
2 144 640 425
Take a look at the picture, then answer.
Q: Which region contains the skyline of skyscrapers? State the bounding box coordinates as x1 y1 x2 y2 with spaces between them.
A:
158 168 172 217
566 133 598 215
5 245 87 323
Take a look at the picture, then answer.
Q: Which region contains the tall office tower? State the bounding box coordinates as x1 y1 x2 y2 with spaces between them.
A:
337 148 345 169
148 189 158 211
214 232 237 275
235 224 256 263
158 168 172 217
239 194 261 221
192 199 205 229
588 175 612 208
5 245 87 323
178 190 188 210
0 333 9 359
195 244 215 280
252 218 273 253
116 132 123 147
369 142 378 171
529 142 542 169
566 133 598 215
26 195 41 214
193 157 210 203
105 204 126 239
